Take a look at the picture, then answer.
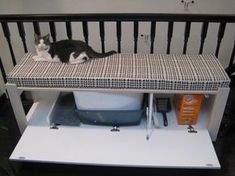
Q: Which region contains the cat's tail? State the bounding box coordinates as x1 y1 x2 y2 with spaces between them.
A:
87 46 117 58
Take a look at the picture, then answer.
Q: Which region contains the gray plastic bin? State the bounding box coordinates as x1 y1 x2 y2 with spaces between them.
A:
76 109 145 126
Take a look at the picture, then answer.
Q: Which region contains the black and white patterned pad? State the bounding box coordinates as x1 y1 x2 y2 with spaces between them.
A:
7 53 230 91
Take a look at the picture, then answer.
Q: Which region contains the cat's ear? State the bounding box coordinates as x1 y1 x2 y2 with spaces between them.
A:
34 33 39 40
44 34 50 41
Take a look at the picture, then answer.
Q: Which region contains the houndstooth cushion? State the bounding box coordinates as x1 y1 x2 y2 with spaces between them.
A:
7 53 230 91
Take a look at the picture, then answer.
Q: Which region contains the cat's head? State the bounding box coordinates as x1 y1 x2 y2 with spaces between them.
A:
34 34 51 51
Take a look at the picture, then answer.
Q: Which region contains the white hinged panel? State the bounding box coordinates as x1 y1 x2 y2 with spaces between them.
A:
10 127 220 169
10 96 220 169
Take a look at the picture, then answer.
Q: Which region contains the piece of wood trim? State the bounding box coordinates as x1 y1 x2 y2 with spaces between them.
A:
207 87 230 141
6 83 27 134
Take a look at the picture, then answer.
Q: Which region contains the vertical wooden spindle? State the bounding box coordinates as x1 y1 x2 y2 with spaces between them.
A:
0 57 7 83
65 21 72 39
183 21 191 54
82 21 89 44
199 22 209 54
17 22 28 53
1 22 16 66
99 21 105 53
49 21 57 42
227 39 235 74
134 21 139 53
33 21 41 35
116 21 122 53
150 21 156 54
215 22 226 57
167 21 174 54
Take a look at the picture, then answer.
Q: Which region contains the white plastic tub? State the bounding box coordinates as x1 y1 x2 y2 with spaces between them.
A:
73 91 144 110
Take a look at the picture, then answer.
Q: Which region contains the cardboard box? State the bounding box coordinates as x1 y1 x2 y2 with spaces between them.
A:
175 94 203 125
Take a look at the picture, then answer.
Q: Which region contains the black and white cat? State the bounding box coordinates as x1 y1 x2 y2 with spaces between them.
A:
33 34 116 64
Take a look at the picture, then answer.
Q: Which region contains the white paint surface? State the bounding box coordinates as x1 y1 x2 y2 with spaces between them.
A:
10 126 220 168
10 95 220 168
0 0 235 14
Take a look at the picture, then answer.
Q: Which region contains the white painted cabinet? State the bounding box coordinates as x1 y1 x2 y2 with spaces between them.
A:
8 87 229 169
6 52 230 169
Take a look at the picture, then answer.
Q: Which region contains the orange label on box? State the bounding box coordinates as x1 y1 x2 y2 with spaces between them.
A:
175 94 203 125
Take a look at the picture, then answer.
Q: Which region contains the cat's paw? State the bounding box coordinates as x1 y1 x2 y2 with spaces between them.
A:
32 55 40 60
32 55 45 61
70 58 87 64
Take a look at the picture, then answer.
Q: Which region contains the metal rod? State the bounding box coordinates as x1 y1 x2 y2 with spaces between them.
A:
147 93 154 140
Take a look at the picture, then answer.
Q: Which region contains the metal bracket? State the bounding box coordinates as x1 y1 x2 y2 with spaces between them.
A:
50 123 59 130
187 125 197 133
181 0 195 11
111 126 120 132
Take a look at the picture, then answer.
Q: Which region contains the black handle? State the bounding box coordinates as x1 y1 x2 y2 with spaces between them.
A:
163 113 168 127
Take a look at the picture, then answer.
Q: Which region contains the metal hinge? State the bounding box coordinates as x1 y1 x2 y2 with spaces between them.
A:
50 123 59 130
111 126 120 132
187 125 197 133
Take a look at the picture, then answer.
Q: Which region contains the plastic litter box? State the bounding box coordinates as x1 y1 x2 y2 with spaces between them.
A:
73 91 145 126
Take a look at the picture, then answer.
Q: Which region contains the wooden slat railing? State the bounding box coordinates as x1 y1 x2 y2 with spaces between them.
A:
0 13 235 83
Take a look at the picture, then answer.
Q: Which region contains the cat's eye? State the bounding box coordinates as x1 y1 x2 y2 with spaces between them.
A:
34 40 39 44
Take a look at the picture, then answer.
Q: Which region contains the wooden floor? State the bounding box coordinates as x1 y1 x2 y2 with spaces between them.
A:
0 93 235 176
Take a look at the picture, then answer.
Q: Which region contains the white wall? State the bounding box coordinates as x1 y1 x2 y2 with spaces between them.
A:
0 0 235 95
0 0 235 14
